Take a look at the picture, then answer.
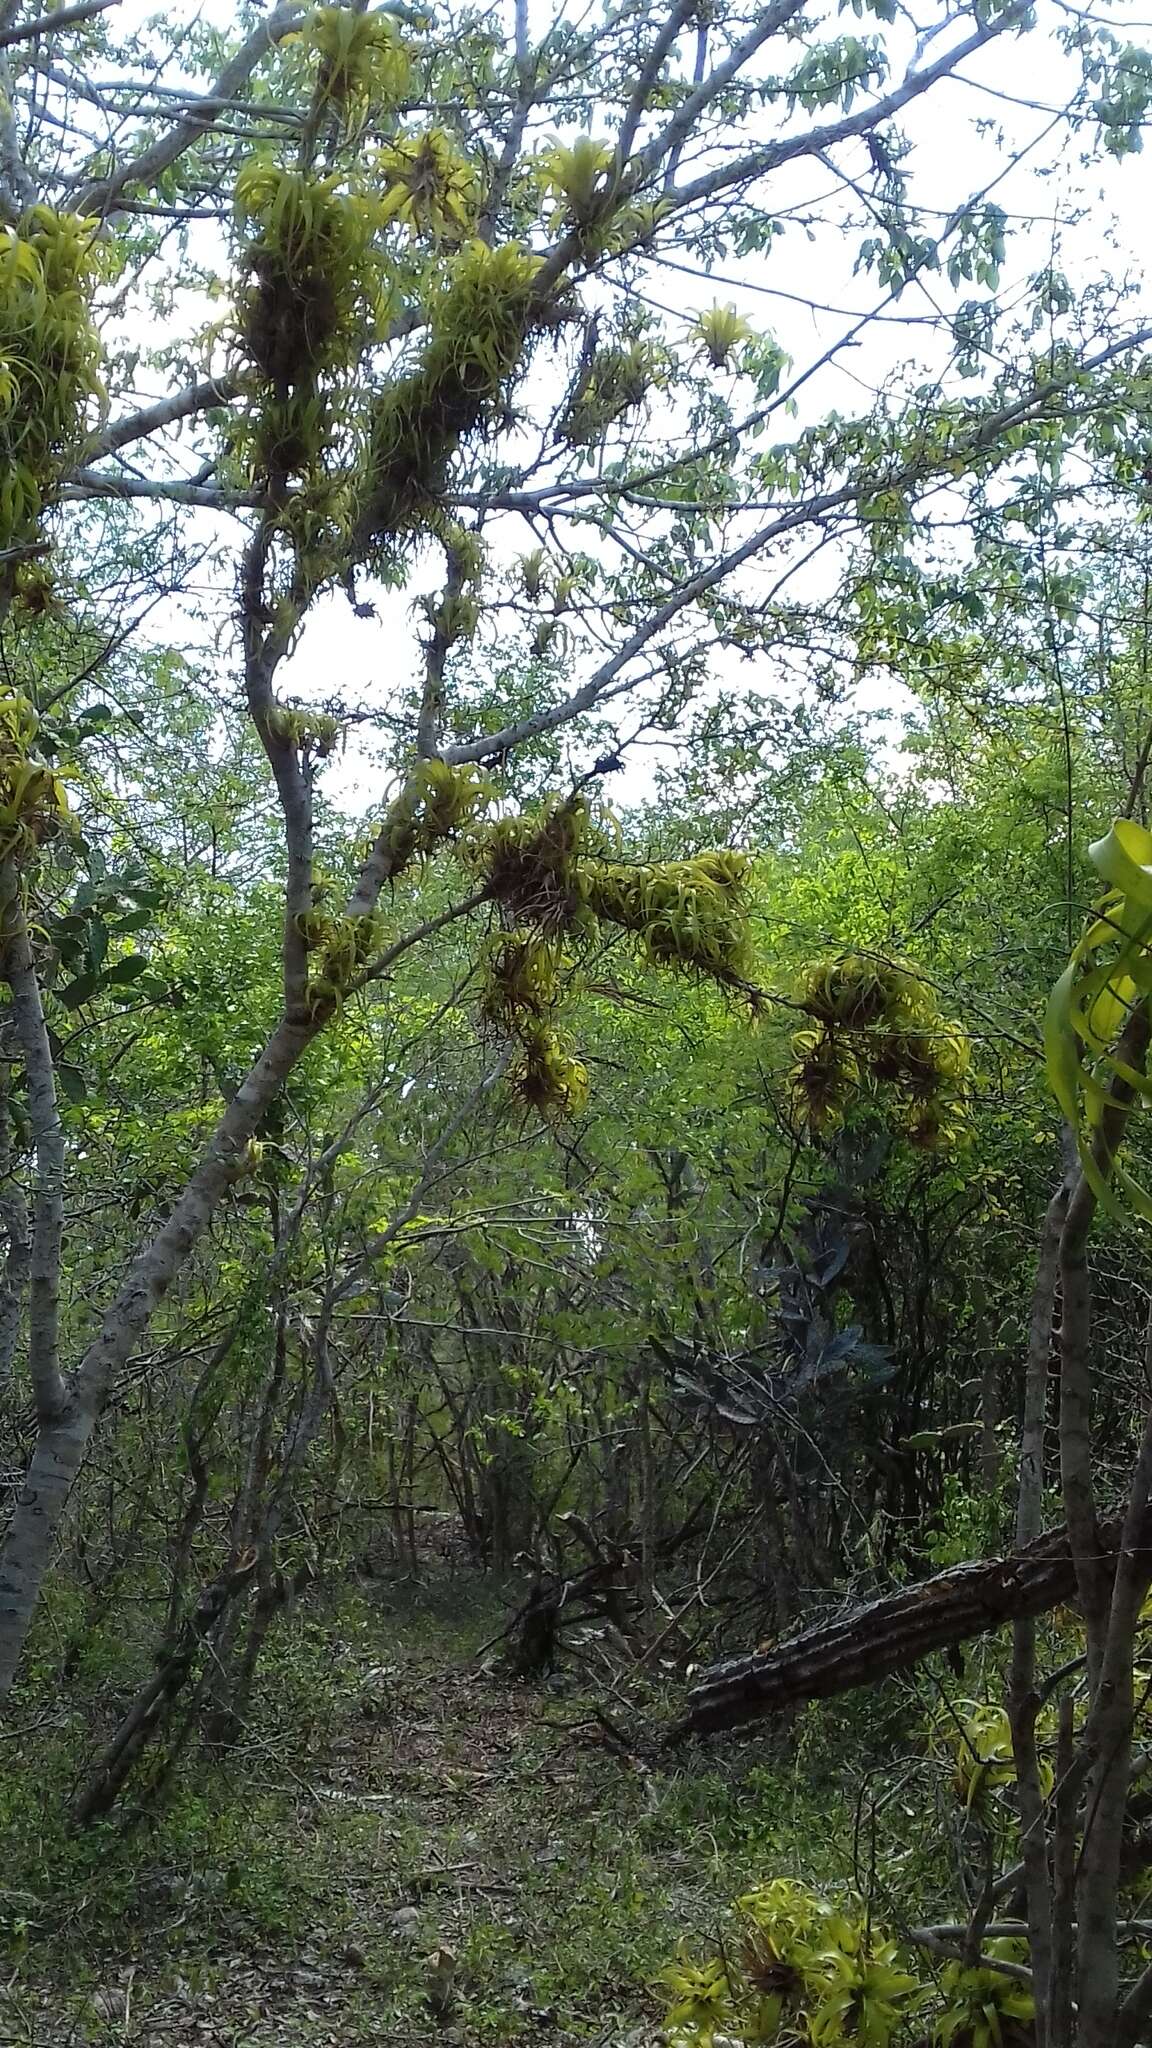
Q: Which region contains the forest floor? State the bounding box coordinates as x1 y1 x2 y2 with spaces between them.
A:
0 1576 862 2048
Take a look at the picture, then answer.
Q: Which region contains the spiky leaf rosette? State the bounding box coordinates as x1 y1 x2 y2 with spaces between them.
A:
466 800 756 994
561 340 658 447
792 953 970 1145
463 797 599 934
582 849 756 992
377 129 479 242
664 1879 924 2048
693 302 754 368
1045 815 1152 1219
478 933 587 1117
464 799 759 1118
305 5 410 129
0 208 107 560
931 1953 1035 2047
359 240 562 556
0 694 71 859
234 162 391 399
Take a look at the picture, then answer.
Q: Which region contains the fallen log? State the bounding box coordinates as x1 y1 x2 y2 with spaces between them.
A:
672 1511 1142 1740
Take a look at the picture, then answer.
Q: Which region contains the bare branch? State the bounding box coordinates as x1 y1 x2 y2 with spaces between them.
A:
661 8 1030 215
0 0 119 51
629 0 805 183
60 468 256 510
0 51 35 218
616 0 703 167
90 375 241 459
71 2 306 217
0 1018 29 1389
444 327 1152 767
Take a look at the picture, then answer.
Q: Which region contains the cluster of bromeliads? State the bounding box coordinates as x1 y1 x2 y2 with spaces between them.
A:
664 1874 1032 2048
0 7 977 1151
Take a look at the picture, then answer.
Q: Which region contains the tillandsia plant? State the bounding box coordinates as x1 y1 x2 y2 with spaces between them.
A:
0 207 107 595
934 1700 1053 1819
461 795 760 1113
1045 816 1152 1214
790 952 970 1147
664 1875 934 2048
660 1877 1039 2048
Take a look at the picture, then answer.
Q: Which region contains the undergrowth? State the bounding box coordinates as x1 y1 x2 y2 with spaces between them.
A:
0 1571 892 2045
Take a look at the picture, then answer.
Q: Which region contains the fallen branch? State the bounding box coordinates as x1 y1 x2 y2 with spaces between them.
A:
671 1513 1143 1739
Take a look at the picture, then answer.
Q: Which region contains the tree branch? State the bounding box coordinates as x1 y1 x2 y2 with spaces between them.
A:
0 0 119 51
0 1017 29 1389
662 7 1031 215
629 0 805 183
444 326 1152 767
90 376 241 460
60 468 256 510
671 1512 1144 1740
71 2 305 217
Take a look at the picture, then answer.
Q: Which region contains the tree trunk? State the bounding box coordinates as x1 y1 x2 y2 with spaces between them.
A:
673 1511 1139 1740
0 1013 315 1701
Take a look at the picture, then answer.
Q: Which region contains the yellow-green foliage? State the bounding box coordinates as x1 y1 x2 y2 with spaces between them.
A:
465 799 756 992
1046 816 1152 1222
789 1026 861 1136
0 207 107 553
562 339 659 446
413 758 490 844
801 954 925 1031
377 128 478 242
376 759 492 879
235 160 391 399
266 705 343 755
363 239 549 549
463 798 757 1115
231 155 397 528
421 238 546 386
479 929 561 1031
535 135 616 229
664 1878 923 2048
227 12 411 527
792 952 970 1145
519 547 548 599
693 301 754 368
934 1700 1052 1816
931 1956 1036 2048
478 932 588 1116
425 589 480 643
296 909 380 1014
664 1878 1034 2048
305 5 409 127
0 693 70 860
463 797 596 933
583 849 755 990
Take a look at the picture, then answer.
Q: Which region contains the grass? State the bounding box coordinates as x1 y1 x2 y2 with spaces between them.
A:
0 1570 875 2047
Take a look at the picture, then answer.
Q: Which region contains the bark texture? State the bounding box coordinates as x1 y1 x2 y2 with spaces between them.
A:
673 1512 1144 1739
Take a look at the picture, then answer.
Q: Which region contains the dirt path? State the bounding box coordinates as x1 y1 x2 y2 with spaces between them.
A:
0 1600 739 2048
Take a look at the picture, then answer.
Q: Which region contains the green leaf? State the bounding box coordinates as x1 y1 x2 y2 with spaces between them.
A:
56 971 98 1010
102 954 149 985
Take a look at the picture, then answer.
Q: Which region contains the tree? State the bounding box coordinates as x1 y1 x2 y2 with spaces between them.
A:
0 0 1149 1709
